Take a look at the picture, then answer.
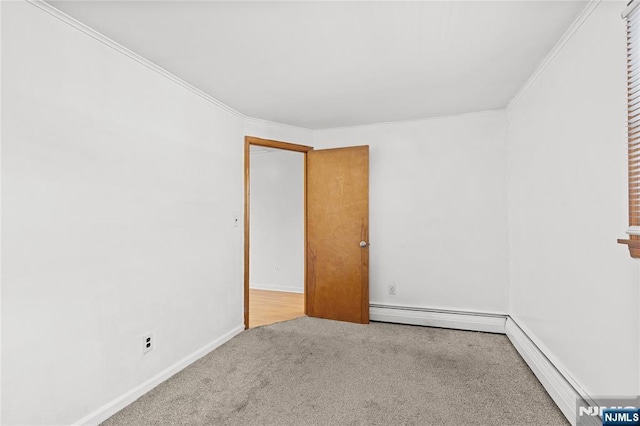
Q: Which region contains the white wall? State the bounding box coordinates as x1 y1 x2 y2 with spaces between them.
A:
507 0 639 397
314 111 509 314
250 149 304 293
244 118 313 146
1 2 244 424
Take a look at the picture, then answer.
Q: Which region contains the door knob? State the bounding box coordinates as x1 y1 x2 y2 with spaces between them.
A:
359 241 369 248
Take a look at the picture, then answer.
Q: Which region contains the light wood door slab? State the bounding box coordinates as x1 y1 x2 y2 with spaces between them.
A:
306 146 369 324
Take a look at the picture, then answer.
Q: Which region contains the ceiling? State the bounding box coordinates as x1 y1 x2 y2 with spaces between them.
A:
49 1 587 129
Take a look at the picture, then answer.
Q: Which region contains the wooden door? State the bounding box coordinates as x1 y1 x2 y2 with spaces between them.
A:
306 146 369 324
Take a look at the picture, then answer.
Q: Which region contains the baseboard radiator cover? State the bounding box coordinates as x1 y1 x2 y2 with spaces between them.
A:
505 318 598 426
370 304 598 426
369 304 507 334
74 324 245 426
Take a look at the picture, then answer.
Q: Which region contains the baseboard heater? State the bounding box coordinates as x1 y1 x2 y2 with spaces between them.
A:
369 303 507 334
370 303 597 426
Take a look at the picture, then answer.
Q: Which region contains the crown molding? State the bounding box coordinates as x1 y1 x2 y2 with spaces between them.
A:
26 0 246 119
507 0 602 111
27 0 321 133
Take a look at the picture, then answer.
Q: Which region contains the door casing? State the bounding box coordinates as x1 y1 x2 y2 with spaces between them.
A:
244 136 313 329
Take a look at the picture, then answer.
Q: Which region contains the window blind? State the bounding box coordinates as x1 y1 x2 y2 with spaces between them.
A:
620 1 640 257
628 6 640 229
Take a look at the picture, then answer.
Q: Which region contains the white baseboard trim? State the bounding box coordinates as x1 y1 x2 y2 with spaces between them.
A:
505 318 589 426
369 304 507 334
250 283 304 294
74 324 245 426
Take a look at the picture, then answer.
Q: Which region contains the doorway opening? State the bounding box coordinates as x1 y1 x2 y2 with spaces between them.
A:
244 136 313 329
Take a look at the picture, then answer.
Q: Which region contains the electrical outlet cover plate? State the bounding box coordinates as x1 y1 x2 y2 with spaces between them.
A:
143 333 153 354
389 282 396 295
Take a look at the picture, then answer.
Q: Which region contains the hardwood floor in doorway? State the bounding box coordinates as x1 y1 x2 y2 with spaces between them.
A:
249 289 304 328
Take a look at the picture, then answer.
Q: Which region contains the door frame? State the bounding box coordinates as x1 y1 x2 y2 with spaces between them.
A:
244 136 313 329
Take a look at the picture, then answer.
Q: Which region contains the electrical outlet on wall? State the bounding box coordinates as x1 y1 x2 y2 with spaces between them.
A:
143 332 153 354
389 282 396 295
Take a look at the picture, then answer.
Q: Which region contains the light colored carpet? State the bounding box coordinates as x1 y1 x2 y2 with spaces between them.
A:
103 317 568 425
